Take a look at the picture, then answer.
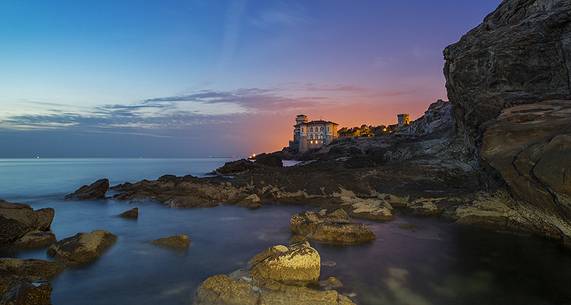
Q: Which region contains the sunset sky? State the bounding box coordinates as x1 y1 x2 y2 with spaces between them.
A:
0 0 500 158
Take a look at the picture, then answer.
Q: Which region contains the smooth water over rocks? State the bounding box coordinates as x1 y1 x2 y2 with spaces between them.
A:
1 159 570 305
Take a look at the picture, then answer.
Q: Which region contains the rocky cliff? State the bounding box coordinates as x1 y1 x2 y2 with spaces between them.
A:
444 0 571 151
445 0 571 242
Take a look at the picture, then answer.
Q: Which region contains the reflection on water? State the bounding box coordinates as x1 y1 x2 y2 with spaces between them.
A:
1 159 571 305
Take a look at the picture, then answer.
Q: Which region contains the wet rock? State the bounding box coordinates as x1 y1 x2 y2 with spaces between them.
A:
0 200 55 248
236 194 262 209
118 207 139 219
12 231 56 249
405 198 442 216
151 234 190 250
319 276 343 291
290 209 375 245
65 179 110 200
47 230 117 266
193 242 355 305
0 258 64 305
250 242 321 285
338 195 393 221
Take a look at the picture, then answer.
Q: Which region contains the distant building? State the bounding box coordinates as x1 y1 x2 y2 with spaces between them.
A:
289 114 339 153
397 114 411 127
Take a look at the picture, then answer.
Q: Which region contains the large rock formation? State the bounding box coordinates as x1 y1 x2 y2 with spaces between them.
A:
444 0 571 150
65 178 110 200
47 230 117 266
0 200 56 249
444 0 571 242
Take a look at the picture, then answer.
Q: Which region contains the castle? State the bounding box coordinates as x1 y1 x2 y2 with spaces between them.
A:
289 115 339 153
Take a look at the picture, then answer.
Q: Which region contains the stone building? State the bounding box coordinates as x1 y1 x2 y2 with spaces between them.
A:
397 114 411 127
289 114 339 153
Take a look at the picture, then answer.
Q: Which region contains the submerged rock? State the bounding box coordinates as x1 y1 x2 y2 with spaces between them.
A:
290 209 375 245
193 242 355 305
0 200 55 249
65 179 110 200
118 207 139 219
47 230 117 266
151 234 190 250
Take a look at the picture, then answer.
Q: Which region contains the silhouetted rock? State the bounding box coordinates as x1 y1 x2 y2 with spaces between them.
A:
47 230 117 266
0 200 55 249
118 207 138 219
151 234 190 250
254 153 283 168
65 179 110 200
215 159 257 175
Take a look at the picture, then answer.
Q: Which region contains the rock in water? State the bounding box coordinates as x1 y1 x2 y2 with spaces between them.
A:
47 230 117 266
193 242 355 305
0 200 56 249
250 242 321 285
0 258 64 305
151 234 190 250
290 209 375 245
118 207 139 219
65 179 110 200
236 194 262 209
444 0 571 149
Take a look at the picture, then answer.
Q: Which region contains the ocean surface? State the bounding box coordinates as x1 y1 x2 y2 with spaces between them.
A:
1 158 570 305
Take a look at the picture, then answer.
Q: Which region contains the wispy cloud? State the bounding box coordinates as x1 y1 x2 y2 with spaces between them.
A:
251 2 309 28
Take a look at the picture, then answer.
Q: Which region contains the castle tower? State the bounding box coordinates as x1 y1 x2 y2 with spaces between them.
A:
296 114 308 125
397 114 410 127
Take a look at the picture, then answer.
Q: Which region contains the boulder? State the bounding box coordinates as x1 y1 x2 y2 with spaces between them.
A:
250 242 321 285
0 200 55 248
0 258 64 305
290 209 375 245
47 230 117 266
444 0 571 150
151 234 190 250
118 207 138 219
193 242 355 305
65 179 110 200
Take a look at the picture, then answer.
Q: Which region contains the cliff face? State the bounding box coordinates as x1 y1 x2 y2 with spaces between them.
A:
444 0 571 150
445 0 571 241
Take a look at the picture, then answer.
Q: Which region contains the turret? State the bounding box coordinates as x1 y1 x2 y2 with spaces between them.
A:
296 114 308 125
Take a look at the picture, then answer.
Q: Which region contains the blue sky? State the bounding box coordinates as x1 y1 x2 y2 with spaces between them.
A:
0 0 500 157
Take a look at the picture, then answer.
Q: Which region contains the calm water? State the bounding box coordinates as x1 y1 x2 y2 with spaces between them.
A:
1 159 571 305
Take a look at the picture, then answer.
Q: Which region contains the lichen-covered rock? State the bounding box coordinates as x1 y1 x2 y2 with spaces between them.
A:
339 195 393 221
444 0 571 150
151 234 190 250
193 243 355 305
250 242 321 285
290 209 375 245
118 207 138 219
47 230 117 266
0 200 55 248
237 194 262 209
0 259 64 281
65 179 110 200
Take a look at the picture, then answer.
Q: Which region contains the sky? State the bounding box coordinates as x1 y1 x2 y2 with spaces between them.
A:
0 0 501 158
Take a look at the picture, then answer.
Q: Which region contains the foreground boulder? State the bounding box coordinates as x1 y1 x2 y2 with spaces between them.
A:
47 230 117 266
193 242 354 305
118 207 139 219
151 234 190 250
0 200 56 249
65 179 110 200
0 258 64 305
290 209 375 245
